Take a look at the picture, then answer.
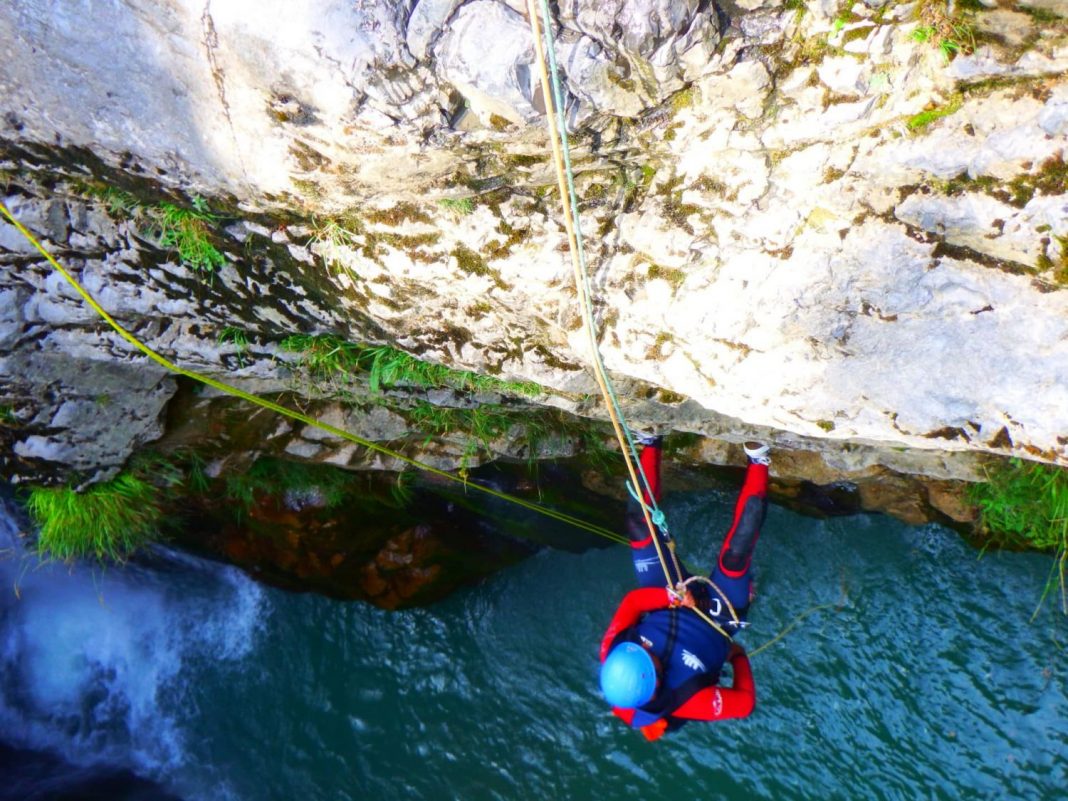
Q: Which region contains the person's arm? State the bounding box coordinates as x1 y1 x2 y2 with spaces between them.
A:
599 587 672 661
671 644 755 721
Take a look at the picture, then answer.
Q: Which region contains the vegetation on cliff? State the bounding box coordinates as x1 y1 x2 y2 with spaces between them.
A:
972 459 1068 613
26 473 162 562
280 333 541 397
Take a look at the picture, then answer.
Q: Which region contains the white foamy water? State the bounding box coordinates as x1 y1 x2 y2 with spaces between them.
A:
0 496 266 795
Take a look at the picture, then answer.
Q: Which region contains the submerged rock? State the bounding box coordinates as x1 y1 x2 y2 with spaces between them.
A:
170 460 617 608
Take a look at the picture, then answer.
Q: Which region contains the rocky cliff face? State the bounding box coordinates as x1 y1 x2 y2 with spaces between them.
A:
1 1 1067 530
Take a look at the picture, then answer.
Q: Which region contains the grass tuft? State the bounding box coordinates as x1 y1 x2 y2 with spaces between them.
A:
308 217 362 277
970 459 1068 615
150 197 226 273
218 326 250 367
71 182 225 274
26 473 163 562
913 0 976 63
402 402 605 478
75 182 139 217
279 333 359 376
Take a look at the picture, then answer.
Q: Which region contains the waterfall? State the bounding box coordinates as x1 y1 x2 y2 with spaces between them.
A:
0 492 266 799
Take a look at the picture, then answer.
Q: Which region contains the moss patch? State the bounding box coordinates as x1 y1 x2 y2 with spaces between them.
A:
288 140 330 171
502 153 543 169
452 244 509 290
937 155 1067 209
1044 235 1068 285
907 95 963 132
645 331 674 360
364 202 435 226
670 85 697 115
656 173 704 235
646 261 687 289
656 389 687 404
484 220 530 261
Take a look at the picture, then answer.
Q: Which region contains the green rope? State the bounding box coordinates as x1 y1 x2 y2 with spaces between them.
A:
535 0 665 529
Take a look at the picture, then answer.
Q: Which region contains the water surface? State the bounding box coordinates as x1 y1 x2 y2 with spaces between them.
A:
1 490 1064 800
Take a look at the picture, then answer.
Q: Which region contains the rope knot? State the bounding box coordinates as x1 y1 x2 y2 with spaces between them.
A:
625 480 669 535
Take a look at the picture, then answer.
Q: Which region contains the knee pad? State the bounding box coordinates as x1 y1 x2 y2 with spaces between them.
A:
721 496 767 572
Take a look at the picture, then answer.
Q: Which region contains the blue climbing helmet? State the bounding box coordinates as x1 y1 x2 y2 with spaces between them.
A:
600 642 657 708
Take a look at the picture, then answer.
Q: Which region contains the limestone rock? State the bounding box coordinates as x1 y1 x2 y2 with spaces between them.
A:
1019 0 1067 17
2 0 1068 496
4 347 174 482
894 191 1058 269
555 0 722 113
557 35 649 119
434 1 539 126
407 0 465 61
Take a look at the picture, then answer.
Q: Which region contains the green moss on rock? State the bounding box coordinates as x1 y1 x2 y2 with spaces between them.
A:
365 202 435 226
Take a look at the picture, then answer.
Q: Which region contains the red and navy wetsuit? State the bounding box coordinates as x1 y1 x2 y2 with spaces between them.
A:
600 441 767 740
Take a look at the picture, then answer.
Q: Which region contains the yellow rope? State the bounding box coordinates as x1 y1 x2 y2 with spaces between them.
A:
748 602 839 659
0 201 629 546
2 182 829 658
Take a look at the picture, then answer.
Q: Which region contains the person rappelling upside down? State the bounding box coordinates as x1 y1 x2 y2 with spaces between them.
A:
598 437 771 741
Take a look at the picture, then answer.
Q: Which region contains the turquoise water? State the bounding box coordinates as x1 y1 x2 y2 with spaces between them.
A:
1 489 1065 800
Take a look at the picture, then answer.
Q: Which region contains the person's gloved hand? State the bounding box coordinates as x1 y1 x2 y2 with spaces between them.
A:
668 585 695 609
640 719 668 741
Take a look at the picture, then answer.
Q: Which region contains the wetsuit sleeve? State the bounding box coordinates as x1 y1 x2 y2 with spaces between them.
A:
671 648 756 721
599 587 671 661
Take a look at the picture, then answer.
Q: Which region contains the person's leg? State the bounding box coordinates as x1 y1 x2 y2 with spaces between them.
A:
626 437 681 588
710 442 769 617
